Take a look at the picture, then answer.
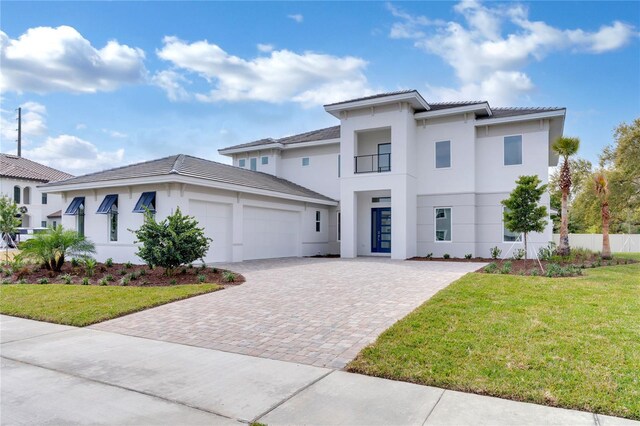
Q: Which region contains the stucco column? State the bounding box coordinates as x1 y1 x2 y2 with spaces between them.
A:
231 201 244 262
340 189 356 258
391 185 408 260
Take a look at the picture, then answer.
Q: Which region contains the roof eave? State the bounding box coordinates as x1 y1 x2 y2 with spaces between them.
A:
218 142 284 156
474 109 566 126
324 92 430 118
414 103 491 120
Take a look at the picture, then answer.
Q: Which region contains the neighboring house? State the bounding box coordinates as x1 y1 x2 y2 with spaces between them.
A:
42 89 565 263
0 153 73 233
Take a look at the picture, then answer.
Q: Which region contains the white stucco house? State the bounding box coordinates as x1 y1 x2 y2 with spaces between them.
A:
41 90 565 263
0 154 73 239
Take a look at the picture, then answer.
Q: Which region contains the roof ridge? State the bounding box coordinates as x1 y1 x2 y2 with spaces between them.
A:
171 154 186 174
428 101 487 105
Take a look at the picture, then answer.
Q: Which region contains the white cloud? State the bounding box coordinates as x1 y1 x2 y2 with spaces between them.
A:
155 36 373 106
24 134 125 174
103 129 128 138
0 25 146 94
257 43 275 53
76 123 87 130
151 69 191 101
288 14 304 23
389 1 637 104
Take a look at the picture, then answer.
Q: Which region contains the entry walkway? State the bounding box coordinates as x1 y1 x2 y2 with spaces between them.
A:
92 258 483 368
1 316 635 425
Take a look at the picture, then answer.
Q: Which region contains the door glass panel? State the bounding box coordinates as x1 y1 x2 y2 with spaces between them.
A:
378 143 391 172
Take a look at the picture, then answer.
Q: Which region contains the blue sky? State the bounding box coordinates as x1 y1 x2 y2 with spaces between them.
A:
1 1 638 175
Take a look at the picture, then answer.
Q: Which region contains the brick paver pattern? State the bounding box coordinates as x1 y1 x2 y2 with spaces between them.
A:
92 258 484 368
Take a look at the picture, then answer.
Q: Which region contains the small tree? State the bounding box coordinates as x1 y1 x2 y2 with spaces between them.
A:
20 225 96 272
552 136 580 256
0 196 22 262
502 175 549 261
131 207 212 275
593 171 612 259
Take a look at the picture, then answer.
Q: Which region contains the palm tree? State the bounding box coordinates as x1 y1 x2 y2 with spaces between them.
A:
593 171 612 259
20 225 95 272
552 136 580 256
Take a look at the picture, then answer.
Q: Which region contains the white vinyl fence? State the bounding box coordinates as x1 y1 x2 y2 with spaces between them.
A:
552 234 640 253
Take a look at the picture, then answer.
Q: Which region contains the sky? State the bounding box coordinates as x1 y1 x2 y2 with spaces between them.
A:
1 1 638 175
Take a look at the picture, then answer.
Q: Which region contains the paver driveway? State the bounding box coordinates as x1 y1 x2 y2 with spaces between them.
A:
92 258 484 368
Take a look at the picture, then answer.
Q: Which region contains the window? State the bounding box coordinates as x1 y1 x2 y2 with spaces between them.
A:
52 220 57 228
502 207 522 242
64 197 85 237
41 221 47 228
378 143 391 172
337 212 341 241
250 158 257 171
435 140 451 168
97 195 118 242
261 156 269 165
372 197 391 203
23 187 31 204
42 193 47 204
133 192 156 213
302 157 310 166
315 211 321 232
504 135 522 166
13 186 20 203
239 159 246 167
435 207 452 242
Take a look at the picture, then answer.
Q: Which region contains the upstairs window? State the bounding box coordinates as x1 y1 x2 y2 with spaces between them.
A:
13 186 20 203
250 158 257 171
435 140 451 168
261 156 269 165
238 159 246 167
504 135 522 166
315 211 321 232
42 193 48 204
23 187 31 205
133 192 156 213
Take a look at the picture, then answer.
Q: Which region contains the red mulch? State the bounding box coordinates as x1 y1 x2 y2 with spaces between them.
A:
1 261 245 286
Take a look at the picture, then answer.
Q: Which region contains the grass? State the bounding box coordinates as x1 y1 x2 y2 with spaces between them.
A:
348 262 640 419
0 284 221 326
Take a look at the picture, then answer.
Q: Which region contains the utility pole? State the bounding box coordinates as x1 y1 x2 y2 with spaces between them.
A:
16 107 22 157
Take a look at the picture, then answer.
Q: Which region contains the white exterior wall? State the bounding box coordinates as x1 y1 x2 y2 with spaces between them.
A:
279 144 340 200
59 183 330 264
0 177 65 229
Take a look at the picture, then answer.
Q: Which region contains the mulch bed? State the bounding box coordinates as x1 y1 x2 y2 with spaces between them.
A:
1 261 245 286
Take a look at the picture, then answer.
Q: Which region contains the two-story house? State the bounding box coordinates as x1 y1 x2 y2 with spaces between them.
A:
42 90 565 263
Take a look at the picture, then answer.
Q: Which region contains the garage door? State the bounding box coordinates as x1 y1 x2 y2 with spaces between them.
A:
189 200 232 263
243 206 300 260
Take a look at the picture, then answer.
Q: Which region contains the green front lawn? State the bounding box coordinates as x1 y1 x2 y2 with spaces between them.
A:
0 284 221 326
348 262 640 419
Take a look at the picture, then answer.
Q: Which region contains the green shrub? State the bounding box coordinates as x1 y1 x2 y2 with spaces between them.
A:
129 271 139 281
37 278 49 284
3 269 11 277
105 258 114 267
83 258 97 277
188 264 194 269
139 268 146 276
210 267 218 274
120 276 130 286
119 269 127 276
60 274 73 284
464 253 472 259
512 249 525 260
2 278 12 284
222 271 236 283
19 226 95 272
81 277 90 285
124 261 133 269
490 246 502 260
70 257 80 267
17 278 27 284
443 253 450 259
545 263 563 277
181 267 187 275
99 278 109 286
197 274 206 283
538 242 556 261
104 274 114 282
529 268 539 276
169 278 177 285
425 253 433 259
483 263 499 274
500 261 512 274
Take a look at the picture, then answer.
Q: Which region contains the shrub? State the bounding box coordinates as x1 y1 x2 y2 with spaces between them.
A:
443 253 450 259
81 277 90 285
83 258 97 277
120 276 130 286
129 271 139 281
500 261 512 274
139 268 146 276
545 263 563 277
119 269 127 276
105 258 114 267
512 249 526 260
3 268 11 277
2 278 12 284
211 267 218 274
17 278 27 284
490 246 502 260
37 278 49 284
222 271 236 283
124 261 133 269
425 253 433 259
464 253 472 259
200 263 207 270
60 274 73 284
0 196 21 262
104 274 114 282
483 263 499 274
70 257 80 267
538 242 556 261
99 278 109 286
131 207 212 276
197 274 206 283
188 264 194 269
169 278 177 285
529 268 539 276
181 267 187 275
19 226 95 272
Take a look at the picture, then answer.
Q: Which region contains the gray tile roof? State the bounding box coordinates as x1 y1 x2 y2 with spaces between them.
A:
44 155 335 203
428 101 487 110
323 89 418 107
478 107 565 120
0 154 74 182
221 126 340 152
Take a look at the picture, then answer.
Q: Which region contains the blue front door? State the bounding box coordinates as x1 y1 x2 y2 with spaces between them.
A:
371 208 391 253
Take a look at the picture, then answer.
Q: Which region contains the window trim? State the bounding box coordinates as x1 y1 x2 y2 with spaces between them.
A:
502 206 523 243
261 156 269 165
238 158 246 168
434 140 452 169
315 210 321 232
434 207 452 243
503 134 523 166
302 157 310 166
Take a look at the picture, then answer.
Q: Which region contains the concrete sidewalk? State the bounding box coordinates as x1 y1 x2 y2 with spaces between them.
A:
1 316 637 426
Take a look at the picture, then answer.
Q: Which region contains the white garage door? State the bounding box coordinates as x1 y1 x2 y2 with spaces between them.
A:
243 206 300 260
189 200 232 263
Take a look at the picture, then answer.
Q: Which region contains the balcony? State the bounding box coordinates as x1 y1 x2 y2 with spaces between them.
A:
354 153 391 174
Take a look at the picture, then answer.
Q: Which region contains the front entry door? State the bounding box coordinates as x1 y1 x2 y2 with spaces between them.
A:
371 208 391 253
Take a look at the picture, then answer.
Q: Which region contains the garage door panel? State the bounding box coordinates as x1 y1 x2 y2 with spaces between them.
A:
189 200 232 263
243 207 299 260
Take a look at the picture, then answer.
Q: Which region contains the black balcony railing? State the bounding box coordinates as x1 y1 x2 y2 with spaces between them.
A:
354 153 391 174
